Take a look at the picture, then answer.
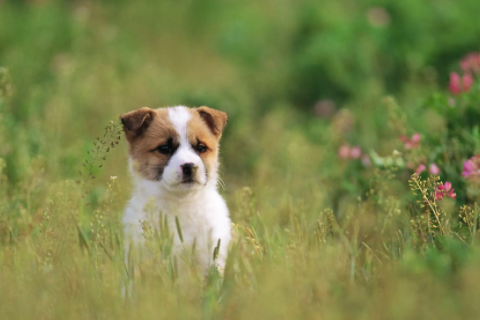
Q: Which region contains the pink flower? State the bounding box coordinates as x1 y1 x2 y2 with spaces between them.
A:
460 52 480 74
338 145 351 159
350 146 362 159
463 155 480 179
435 182 456 201
415 164 426 174
449 73 461 94
429 163 440 175
399 133 421 149
464 73 473 89
412 133 421 143
338 144 363 160
449 72 473 95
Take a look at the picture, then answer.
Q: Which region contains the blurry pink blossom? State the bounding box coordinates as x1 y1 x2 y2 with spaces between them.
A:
338 145 351 159
464 73 473 88
350 146 362 159
435 182 456 201
449 73 460 94
462 155 480 179
449 72 473 95
338 144 364 160
415 164 426 174
399 133 421 149
429 163 440 175
460 52 480 74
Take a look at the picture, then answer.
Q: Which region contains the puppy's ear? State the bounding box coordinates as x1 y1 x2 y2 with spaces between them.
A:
196 106 228 138
120 107 155 141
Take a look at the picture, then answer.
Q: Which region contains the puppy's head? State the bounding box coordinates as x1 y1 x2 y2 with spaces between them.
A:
121 106 227 192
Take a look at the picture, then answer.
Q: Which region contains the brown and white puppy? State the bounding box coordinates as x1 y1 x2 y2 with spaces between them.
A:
121 106 230 275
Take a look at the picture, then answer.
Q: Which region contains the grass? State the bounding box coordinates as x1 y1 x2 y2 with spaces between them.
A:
1 0 480 319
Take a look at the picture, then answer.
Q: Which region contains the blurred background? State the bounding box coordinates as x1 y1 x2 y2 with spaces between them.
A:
1 0 479 210
2 1 480 318
1 0 480 217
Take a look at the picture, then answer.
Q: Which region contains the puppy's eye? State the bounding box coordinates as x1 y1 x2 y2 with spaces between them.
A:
197 144 208 154
157 145 172 155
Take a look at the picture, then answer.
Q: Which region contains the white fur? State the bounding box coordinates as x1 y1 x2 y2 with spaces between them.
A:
161 107 208 190
123 106 231 276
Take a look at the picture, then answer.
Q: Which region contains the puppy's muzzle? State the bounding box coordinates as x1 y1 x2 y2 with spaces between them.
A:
181 163 198 182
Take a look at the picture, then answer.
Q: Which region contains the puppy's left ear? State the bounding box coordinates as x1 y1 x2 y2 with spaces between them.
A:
197 106 228 138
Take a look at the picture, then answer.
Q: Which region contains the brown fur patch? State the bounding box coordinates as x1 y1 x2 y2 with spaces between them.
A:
187 108 223 178
120 107 156 142
123 108 179 180
196 106 228 138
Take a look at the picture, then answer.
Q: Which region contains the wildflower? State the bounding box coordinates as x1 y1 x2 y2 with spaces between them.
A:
462 155 480 179
350 146 362 159
449 73 461 94
429 163 440 175
338 144 363 160
338 145 350 159
411 133 421 143
435 182 456 201
464 73 473 89
415 164 426 174
460 52 480 74
399 133 421 149
449 72 473 95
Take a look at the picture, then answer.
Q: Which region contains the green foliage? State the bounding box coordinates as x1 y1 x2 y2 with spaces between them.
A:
1 0 480 319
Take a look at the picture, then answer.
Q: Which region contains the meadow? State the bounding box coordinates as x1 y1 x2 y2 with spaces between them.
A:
1 0 480 319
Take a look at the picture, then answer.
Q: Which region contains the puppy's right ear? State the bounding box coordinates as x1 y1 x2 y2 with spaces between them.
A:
120 107 155 141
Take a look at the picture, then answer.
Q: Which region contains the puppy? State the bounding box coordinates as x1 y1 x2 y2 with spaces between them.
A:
121 106 231 276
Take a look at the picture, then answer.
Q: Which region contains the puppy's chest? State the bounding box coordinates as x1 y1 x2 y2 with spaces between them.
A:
151 199 215 246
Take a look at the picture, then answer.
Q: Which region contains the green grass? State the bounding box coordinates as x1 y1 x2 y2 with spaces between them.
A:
1 0 480 319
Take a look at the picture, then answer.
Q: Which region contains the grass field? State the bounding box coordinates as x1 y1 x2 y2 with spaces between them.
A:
1 0 480 319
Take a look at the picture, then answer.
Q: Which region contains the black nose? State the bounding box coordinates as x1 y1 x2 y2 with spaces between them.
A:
181 163 196 178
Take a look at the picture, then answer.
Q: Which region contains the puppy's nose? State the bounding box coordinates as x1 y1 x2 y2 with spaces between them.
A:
181 163 197 178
